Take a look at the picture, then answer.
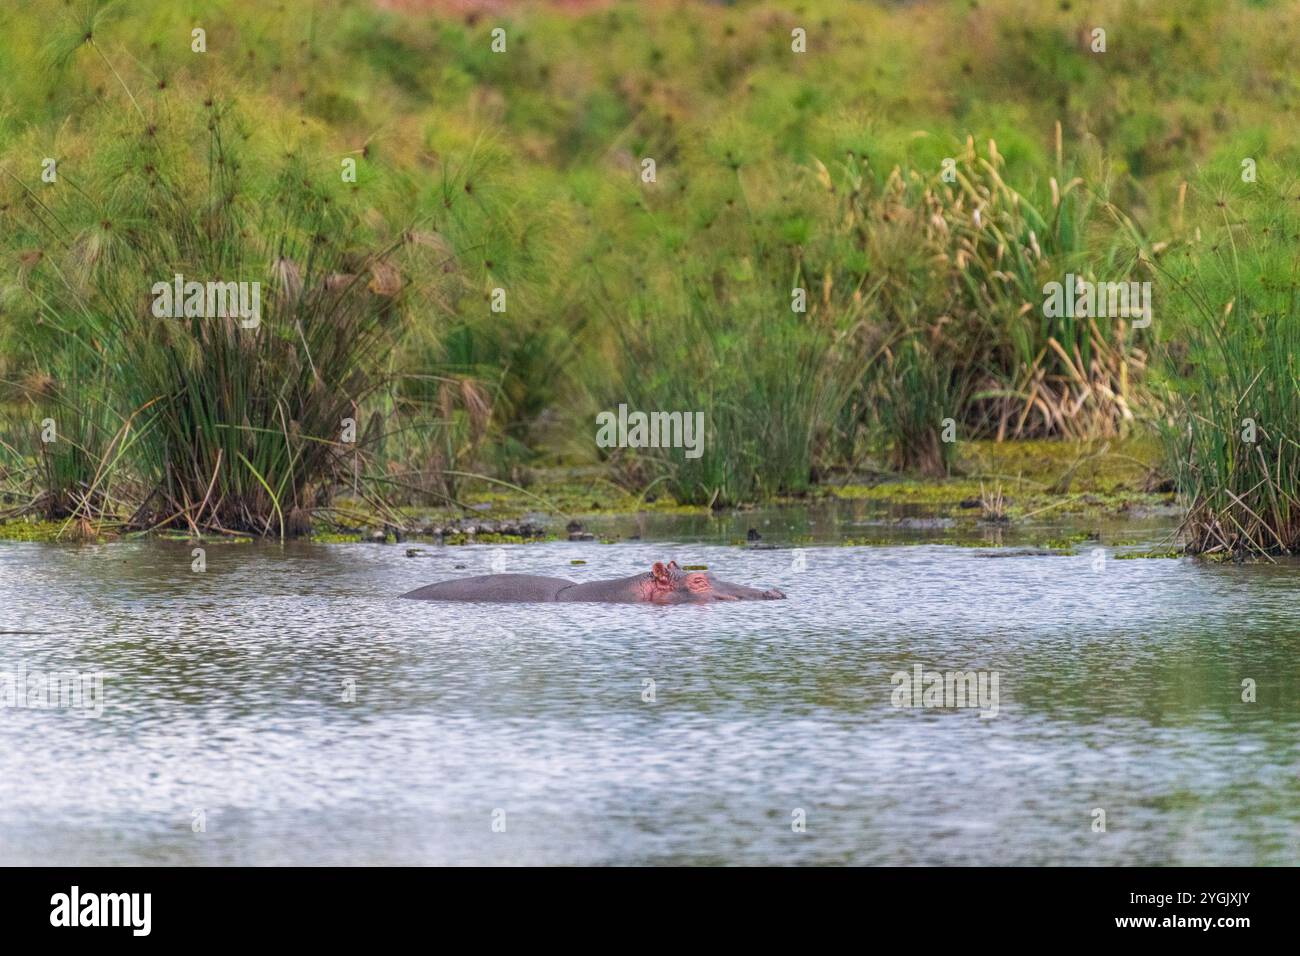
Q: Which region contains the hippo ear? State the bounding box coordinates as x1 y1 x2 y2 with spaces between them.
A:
652 562 672 583
667 560 681 570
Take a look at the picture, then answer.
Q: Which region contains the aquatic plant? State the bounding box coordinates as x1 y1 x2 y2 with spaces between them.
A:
1156 179 1300 556
2 72 417 535
595 263 856 507
846 135 1150 459
0 0 1297 531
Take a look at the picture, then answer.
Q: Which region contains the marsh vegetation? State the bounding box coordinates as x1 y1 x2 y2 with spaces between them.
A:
1 0 1297 555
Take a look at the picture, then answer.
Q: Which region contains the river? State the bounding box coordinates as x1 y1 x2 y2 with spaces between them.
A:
1 504 1297 864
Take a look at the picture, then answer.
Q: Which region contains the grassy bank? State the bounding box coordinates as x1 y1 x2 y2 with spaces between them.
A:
0 436 1170 548
2 0 1298 546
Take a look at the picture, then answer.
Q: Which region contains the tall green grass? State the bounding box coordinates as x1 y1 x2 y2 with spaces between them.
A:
599 270 855 506
856 137 1149 456
1156 179 1300 556
3 75 416 534
0 0 1297 529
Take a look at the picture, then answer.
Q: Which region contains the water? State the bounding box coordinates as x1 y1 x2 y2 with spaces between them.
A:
1 506 1297 865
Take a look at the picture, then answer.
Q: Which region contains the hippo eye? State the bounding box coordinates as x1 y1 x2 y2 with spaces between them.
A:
685 574 711 592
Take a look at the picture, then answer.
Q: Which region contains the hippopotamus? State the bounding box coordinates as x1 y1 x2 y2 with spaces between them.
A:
401 560 786 603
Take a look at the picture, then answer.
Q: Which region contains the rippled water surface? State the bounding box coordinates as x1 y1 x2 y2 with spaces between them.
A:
2 509 1298 865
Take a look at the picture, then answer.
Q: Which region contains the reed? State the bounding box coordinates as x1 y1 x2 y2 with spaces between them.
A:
2 0 1297 527
4 85 411 535
1156 180 1300 556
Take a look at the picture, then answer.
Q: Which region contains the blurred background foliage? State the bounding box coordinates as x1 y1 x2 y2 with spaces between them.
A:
1 0 1297 536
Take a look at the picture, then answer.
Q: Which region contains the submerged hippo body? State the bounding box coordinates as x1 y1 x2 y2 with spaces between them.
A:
401 561 785 604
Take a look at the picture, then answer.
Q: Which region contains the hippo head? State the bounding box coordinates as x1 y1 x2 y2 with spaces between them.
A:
645 560 786 603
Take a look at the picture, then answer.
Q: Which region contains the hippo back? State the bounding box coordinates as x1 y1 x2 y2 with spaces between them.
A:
400 573 575 602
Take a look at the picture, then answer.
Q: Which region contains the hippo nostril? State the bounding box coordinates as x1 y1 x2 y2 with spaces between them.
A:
763 589 786 599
